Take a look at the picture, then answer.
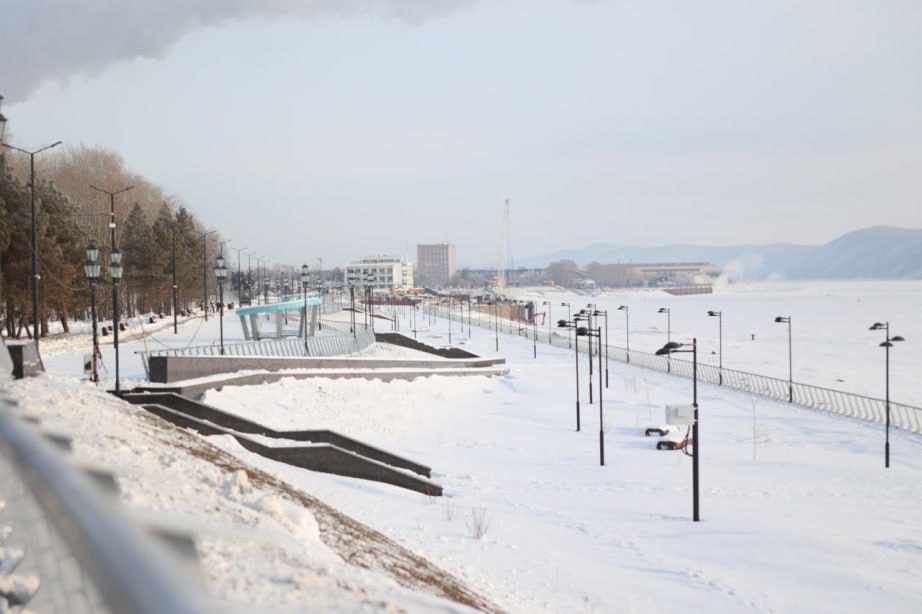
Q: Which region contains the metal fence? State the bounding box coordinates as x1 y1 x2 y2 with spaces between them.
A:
0 378 211 613
139 330 375 377
433 304 922 435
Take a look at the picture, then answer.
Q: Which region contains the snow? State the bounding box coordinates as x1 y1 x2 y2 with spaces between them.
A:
7 280 922 612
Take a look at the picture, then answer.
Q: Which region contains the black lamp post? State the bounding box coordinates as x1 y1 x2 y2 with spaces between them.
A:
494 299 499 352
618 305 630 363
110 247 124 394
658 307 671 373
656 339 700 521
301 264 310 351
560 302 572 348
543 301 553 345
0 95 7 141
365 273 376 332
708 311 722 385
579 309 594 404
532 304 537 359
84 242 101 384
591 307 609 388
869 322 905 468
201 230 215 320
558 316 585 432
5 138 64 352
774 316 793 402
578 325 605 465
348 275 357 338
215 255 227 354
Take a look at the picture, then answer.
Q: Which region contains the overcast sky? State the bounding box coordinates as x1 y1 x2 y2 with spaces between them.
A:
2 0 921 268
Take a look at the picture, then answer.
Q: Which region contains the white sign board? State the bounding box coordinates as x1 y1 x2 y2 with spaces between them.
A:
666 404 695 425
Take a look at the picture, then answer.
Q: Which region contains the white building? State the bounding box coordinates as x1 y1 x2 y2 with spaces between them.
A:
343 256 414 291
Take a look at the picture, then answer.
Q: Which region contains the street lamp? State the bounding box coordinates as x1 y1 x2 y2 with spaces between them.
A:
543 301 553 345
869 322 905 468
658 307 671 373
301 264 310 351
558 316 585 432
5 139 64 351
774 316 792 402
0 95 7 141
590 306 609 388
656 339 700 522
579 309 593 404
200 230 215 320
110 247 124 394
559 302 572 349
215 255 227 354
578 324 605 465
83 242 101 384
708 311 722 385
494 299 500 352
618 305 630 363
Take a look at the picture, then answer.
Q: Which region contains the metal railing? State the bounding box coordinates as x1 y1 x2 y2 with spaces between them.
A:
431 304 922 435
0 379 211 613
139 330 375 377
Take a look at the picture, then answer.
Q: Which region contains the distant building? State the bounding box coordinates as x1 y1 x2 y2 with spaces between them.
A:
343 256 414 291
416 243 456 287
585 262 719 287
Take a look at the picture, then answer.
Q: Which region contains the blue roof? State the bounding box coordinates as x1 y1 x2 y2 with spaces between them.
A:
236 294 322 316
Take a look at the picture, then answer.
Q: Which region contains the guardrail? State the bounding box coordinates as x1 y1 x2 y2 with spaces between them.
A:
431 304 922 435
0 378 212 612
139 330 375 378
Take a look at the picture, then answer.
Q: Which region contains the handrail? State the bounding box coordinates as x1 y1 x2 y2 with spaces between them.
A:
430 304 922 434
0 388 212 613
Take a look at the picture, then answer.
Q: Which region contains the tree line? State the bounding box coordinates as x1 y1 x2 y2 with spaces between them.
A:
0 144 225 339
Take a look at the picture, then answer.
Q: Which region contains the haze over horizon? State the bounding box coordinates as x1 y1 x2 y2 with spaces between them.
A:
3 0 920 268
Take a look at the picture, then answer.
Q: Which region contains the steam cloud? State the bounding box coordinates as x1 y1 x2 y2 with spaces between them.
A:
0 0 476 102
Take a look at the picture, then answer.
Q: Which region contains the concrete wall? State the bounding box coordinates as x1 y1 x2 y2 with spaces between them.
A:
143 367 509 399
374 332 479 359
142 404 442 496
6 341 44 379
122 391 431 477
148 353 504 383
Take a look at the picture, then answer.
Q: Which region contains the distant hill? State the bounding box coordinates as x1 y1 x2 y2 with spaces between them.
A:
516 227 922 281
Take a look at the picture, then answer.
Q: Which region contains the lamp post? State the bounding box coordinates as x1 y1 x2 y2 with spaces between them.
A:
83 242 101 384
364 273 376 332
110 247 124 394
561 302 571 348
774 316 792 402
656 339 699 521
578 324 605 465
301 264 310 352
618 305 630 363
4 138 63 352
0 95 7 141
707 311 722 385
869 322 905 468
579 309 594 404
200 230 215 320
658 307 671 373
89 185 133 351
348 275 357 338
590 306 609 388
532 303 537 359
557 315 585 432
543 301 553 345
493 299 500 351
215 255 227 354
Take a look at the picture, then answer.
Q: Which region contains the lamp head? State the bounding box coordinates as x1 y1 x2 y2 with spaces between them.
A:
85 241 99 264
576 326 589 336
556 319 568 328
774 316 788 323
869 322 886 330
655 341 683 355
658 307 669 313
707 310 720 317
618 305 627 311
891 335 905 342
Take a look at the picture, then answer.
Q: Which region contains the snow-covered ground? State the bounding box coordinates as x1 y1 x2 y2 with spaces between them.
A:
10 280 922 612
